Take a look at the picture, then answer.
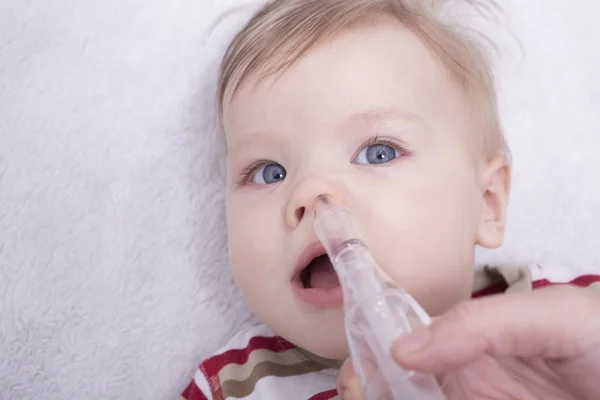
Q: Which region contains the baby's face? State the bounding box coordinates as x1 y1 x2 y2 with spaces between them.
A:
223 20 501 359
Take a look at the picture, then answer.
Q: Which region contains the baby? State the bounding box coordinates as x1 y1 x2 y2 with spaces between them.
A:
181 1 600 399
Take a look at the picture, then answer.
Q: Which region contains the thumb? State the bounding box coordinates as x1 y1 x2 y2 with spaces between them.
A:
390 285 600 375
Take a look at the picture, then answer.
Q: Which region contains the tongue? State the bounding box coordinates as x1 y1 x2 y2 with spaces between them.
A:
309 257 340 290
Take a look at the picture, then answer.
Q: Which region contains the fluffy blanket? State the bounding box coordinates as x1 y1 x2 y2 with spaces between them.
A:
0 0 598 399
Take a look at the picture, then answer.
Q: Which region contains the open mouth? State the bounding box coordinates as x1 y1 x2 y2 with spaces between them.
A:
292 249 343 307
299 254 340 290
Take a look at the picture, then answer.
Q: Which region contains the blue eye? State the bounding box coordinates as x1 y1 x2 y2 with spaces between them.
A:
252 163 286 185
354 143 400 165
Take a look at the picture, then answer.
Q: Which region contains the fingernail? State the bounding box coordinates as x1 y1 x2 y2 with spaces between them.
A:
393 328 431 359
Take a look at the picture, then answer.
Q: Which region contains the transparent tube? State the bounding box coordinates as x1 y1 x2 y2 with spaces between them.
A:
313 195 446 400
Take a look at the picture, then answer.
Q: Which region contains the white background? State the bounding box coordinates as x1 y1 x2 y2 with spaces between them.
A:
1 1 599 398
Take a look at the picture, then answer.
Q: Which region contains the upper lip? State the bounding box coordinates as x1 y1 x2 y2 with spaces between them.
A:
293 241 327 278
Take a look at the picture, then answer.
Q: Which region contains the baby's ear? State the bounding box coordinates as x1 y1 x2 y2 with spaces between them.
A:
475 156 511 248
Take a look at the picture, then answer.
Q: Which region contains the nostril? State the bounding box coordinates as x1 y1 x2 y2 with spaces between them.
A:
295 207 305 222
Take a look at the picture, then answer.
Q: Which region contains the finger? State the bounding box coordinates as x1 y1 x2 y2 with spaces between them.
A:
391 285 600 375
337 359 364 400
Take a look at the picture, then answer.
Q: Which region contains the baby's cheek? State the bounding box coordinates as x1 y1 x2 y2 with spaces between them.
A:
229 234 269 281
371 236 474 317
227 214 282 301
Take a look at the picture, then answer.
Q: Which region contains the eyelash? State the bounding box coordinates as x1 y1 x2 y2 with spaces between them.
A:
354 136 411 161
236 159 272 187
236 136 411 187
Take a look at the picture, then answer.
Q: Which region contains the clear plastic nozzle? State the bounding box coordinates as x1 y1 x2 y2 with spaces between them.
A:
313 195 447 400
313 196 381 292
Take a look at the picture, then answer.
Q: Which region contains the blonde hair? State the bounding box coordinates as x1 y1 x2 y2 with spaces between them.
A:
218 0 510 159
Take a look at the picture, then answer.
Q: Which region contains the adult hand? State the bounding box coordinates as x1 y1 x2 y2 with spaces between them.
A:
337 285 600 400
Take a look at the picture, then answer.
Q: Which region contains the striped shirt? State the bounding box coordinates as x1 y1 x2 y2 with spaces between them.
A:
180 264 600 400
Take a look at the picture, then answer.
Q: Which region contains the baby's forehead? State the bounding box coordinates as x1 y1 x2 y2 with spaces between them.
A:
223 18 429 114
224 24 464 147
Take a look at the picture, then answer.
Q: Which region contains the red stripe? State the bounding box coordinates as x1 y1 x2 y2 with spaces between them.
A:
471 281 508 298
181 380 209 400
201 335 295 377
308 389 339 399
472 274 600 297
532 274 600 290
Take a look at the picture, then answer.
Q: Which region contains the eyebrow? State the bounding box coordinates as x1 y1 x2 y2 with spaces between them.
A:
227 108 426 152
343 108 426 127
227 130 281 153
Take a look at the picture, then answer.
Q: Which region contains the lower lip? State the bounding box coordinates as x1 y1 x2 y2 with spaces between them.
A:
292 284 343 307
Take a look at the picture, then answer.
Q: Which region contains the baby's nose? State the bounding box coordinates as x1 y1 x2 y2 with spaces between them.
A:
284 176 347 230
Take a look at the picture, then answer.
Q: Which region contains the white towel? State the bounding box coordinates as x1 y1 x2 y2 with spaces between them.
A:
0 1 598 399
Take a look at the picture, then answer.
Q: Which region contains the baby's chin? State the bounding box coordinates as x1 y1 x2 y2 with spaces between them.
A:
302 334 349 361
259 305 349 361
287 318 349 361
